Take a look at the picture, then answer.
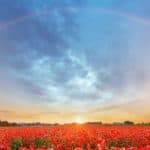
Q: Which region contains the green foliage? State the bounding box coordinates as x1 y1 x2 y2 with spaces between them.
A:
10 138 24 150
82 144 87 150
34 137 52 148
90 142 97 149
107 138 132 149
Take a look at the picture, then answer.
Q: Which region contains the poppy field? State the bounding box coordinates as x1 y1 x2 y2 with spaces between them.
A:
0 125 150 150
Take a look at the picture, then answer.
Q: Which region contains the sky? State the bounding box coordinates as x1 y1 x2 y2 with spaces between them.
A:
0 0 150 123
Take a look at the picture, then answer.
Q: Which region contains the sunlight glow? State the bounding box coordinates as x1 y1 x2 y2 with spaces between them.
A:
75 116 85 124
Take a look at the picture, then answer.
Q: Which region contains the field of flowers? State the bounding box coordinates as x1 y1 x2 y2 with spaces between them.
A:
0 125 150 150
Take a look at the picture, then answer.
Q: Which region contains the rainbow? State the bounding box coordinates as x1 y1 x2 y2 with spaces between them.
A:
0 6 150 31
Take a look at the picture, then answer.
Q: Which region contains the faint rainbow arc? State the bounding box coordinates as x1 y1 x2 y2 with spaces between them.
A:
0 7 150 31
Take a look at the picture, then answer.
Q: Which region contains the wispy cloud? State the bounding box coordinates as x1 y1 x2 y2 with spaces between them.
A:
0 0 150 122
90 99 143 113
0 110 60 120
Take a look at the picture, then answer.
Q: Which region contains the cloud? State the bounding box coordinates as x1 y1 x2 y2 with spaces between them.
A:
0 0 88 103
0 0 150 122
0 0 84 68
90 99 140 112
0 110 60 120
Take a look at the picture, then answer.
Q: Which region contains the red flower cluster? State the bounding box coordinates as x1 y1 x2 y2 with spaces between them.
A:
0 125 150 150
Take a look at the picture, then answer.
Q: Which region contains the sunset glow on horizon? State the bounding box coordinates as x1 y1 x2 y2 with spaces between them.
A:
0 0 150 123
75 116 85 124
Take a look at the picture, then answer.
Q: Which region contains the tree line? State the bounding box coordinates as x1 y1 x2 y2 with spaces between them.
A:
0 120 17 126
0 119 150 126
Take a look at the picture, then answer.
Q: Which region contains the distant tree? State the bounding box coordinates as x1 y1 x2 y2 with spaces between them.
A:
113 122 123 125
124 120 134 125
54 123 59 126
0 120 9 126
86 121 102 125
11 122 17 126
0 120 18 126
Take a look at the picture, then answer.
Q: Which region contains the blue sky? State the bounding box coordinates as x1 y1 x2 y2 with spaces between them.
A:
0 0 150 123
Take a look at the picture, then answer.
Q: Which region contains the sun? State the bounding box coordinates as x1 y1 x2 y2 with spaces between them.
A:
75 116 85 124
